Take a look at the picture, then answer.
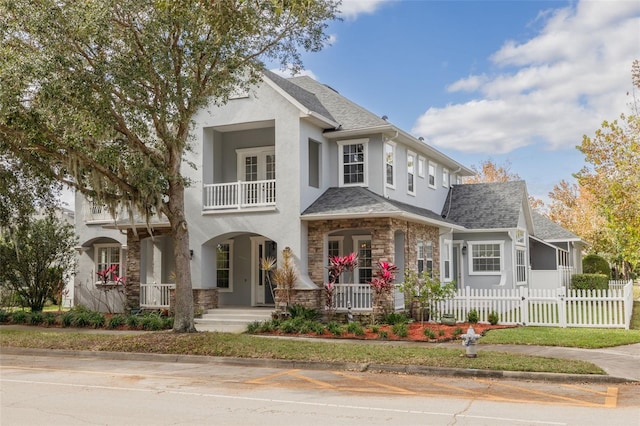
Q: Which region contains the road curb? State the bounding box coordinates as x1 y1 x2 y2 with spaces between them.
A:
1 346 633 384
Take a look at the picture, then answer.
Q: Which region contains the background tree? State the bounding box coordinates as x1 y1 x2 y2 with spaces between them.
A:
463 159 544 210
0 216 77 312
0 0 338 331
575 60 640 278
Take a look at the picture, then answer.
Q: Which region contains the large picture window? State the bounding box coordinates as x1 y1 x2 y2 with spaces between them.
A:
470 242 503 274
338 139 368 186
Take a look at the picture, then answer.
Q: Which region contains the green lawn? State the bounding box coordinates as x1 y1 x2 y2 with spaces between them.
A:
0 329 604 375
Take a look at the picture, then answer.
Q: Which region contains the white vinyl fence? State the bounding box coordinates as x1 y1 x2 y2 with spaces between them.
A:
332 280 634 329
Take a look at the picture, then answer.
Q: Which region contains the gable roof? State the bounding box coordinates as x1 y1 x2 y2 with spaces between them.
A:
531 211 582 242
442 181 529 229
301 186 463 229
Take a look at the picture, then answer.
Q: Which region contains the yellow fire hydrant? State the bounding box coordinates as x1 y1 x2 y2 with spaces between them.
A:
461 326 481 358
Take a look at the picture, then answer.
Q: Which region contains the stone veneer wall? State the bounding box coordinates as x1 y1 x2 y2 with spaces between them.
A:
307 217 441 287
169 288 218 315
274 288 322 311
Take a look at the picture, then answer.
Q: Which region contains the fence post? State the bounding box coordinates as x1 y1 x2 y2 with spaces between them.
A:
519 286 528 325
557 286 567 328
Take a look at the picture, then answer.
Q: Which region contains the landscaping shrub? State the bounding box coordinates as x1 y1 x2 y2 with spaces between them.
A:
126 314 140 329
346 321 365 336
43 312 56 326
467 309 479 324
163 316 174 329
0 309 10 323
287 305 320 321
582 254 610 276
89 312 106 328
29 311 43 325
12 310 28 324
377 329 388 339
246 321 262 334
326 321 343 336
382 312 409 325
488 311 499 325
61 311 74 327
452 327 463 338
140 313 164 331
572 274 609 290
108 315 126 329
258 319 278 333
73 310 91 327
424 328 436 339
310 321 325 335
392 322 408 338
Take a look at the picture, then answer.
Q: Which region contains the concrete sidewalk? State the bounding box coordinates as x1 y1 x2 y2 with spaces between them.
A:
2 324 638 383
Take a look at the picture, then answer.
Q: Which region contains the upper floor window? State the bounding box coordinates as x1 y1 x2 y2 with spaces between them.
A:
407 151 416 196
442 240 452 282
442 168 450 188
308 139 321 188
515 229 526 246
385 142 395 188
428 161 437 189
469 242 503 275
418 156 425 178
338 139 368 187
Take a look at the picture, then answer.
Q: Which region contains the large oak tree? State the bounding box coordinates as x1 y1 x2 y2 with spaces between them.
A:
0 0 339 331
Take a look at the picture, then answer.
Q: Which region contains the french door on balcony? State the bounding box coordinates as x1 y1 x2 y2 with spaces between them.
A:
237 147 276 205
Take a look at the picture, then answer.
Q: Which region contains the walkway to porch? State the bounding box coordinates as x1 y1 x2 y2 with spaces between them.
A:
194 307 273 333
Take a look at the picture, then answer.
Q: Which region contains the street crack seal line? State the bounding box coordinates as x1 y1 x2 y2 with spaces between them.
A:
332 371 416 395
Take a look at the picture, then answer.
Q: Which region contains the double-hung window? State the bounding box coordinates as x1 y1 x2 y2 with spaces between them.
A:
469 242 503 274
385 142 395 187
95 244 122 283
442 168 450 188
339 139 368 186
352 236 372 284
428 161 437 189
407 151 416 195
327 236 344 283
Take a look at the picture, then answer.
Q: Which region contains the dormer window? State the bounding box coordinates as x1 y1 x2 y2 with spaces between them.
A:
338 139 368 187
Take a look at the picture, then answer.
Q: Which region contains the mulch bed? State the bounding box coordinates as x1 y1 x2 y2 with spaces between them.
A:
269 322 514 343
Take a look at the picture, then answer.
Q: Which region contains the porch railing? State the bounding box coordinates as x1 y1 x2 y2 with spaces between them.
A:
331 284 405 312
140 283 175 308
203 180 276 210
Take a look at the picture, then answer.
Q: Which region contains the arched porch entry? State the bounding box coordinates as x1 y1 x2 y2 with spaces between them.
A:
202 232 277 307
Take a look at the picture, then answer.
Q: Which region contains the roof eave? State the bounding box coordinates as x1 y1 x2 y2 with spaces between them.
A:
301 210 465 230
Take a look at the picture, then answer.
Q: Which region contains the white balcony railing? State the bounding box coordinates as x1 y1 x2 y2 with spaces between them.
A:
140 283 175 308
203 180 276 210
82 201 167 224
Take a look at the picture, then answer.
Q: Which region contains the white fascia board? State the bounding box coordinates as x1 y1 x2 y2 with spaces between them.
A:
301 211 466 231
261 76 339 129
323 124 473 176
457 227 514 234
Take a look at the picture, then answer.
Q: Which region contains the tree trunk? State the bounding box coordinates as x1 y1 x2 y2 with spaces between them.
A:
168 183 196 333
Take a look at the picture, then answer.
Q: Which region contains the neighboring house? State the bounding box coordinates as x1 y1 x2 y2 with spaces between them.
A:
73 71 584 313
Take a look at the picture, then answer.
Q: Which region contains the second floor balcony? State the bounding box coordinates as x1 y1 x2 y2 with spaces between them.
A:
203 179 276 211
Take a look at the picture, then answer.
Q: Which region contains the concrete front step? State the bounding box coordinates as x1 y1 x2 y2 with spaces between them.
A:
194 307 273 331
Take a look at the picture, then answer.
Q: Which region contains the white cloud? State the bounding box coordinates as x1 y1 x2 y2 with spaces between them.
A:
339 0 394 20
270 66 318 80
413 0 640 154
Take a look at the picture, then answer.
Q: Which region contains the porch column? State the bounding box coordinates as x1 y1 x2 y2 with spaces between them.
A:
125 229 143 312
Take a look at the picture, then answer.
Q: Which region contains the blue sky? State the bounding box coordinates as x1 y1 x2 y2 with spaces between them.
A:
272 0 640 204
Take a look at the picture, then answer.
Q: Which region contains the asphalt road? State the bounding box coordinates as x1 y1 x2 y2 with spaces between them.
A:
1 353 638 426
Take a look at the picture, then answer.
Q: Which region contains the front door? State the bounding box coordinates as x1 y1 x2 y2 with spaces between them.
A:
252 237 277 306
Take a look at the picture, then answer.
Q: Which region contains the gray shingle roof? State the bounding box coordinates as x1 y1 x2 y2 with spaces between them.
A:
302 186 454 225
263 70 336 123
532 211 581 241
442 181 527 229
283 76 389 131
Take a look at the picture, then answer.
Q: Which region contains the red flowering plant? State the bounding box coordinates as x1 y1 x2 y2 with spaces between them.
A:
369 260 399 320
325 253 358 316
95 264 126 314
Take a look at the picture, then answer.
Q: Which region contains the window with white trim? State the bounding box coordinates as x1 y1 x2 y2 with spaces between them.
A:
327 236 344 283
338 139 368 186
95 244 121 283
442 240 452 281
428 161 437 188
353 236 372 284
407 151 416 195
385 142 395 187
515 229 526 245
418 156 425 178
425 241 434 276
216 241 233 291
469 242 503 274
516 248 527 284
442 168 449 188
417 240 424 273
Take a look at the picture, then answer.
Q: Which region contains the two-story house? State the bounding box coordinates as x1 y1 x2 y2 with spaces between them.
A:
73 71 584 313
